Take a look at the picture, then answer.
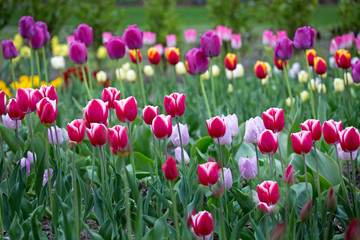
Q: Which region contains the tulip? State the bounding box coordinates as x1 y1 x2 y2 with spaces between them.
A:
142 31 156 45
47 125 65 145
339 127 360 153
345 218 360 240
2 113 21 130
306 49 317 67
184 29 196 44
262 30 276 48
326 188 337 212
230 34 242 49
86 123 107 147
165 47 180 65
7 98 25 120
274 37 293 60
1 40 18 60
254 61 267 79
96 71 107 83
335 49 351 69
16 88 39 113
144 66 154 77
198 162 219 186
20 156 31 174
298 70 309 83
171 123 189 147
192 211 213 237
39 85 58 103
300 90 309 102
27 26 45 50
294 26 316 50
166 34 177 47
285 97 295 107
300 119 322 142
83 99 109 127
147 47 161 65
102 32 112 43
262 108 285 133
244 116 265 144
291 131 312 155
185 48 209 75
352 61 360 83
162 156 178 181
114 96 138 123
123 25 143 50
36 21 50 42
143 105 158 125
101 87 121 109
336 144 358 161
36 97 57 125
129 49 142 64
105 36 126 60
224 53 237 71
108 125 129 156
257 181 279 213
69 41 88 64
164 93 185 118
50 56 65 70
284 164 294 185
223 114 239 137
270 222 286 240
323 120 343 145
258 130 278 154
314 56 327 75
126 69 137 83
206 116 226 139
238 156 257 180
74 23 93 47
42 168 54 187
174 147 189 164
154 44 164 55
175 62 186 75
273 56 287 70
218 120 232 145
19 16 36 39
200 31 221 57
152 114 172 140
216 25 232 41
300 199 313 221
67 119 85 144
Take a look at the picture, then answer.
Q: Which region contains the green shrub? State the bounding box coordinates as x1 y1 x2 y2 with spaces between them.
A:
338 0 360 33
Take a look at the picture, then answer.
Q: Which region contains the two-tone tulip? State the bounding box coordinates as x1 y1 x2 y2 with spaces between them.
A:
36 97 57 125
86 123 107 147
7 99 25 120
39 85 58 103
198 162 219 186
114 96 138 123
314 57 327 75
191 211 213 237
291 131 312 155
339 127 360 153
147 47 161 65
67 119 85 144
254 61 268 79
335 49 351 69
16 88 39 113
165 47 180 65
108 125 129 156
323 120 342 145
273 56 287 70
162 156 178 181
257 180 279 214
129 49 142 63
0 91 6 116
152 114 172 140
306 49 317 67
164 93 185 118
143 105 158 125
258 130 278 154
101 87 121 109
206 117 226 139
300 119 322 142
83 99 108 127
224 53 237 71
262 108 285 133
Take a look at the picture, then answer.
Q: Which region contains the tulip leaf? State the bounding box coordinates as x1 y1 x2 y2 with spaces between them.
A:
190 136 214 161
135 194 144 240
249 216 266 240
0 125 22 153
134 151 154 172
317 95 327 124
133 124 153 158
82 221 104 240
9 213 24 240
230 187 254 214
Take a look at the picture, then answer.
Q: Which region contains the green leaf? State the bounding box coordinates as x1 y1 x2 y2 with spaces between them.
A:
190 136 214 160
317 95 327 124
249 216 265 240
230 187 254 214
35 153 45 197
133 124 153 158
135 195 144 240
0 125 24 153
9 213 24 239
134 151 154 173
125 166 139 201
82 221 104 240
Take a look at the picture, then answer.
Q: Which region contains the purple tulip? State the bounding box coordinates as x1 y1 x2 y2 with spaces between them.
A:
175 147 190 164
19 16 36 39
69 41 88 64
238 156 258 180
223 114 239 137
221 168 233 190
219 120 232 145
2 113 21 130
19 151 37 174
274 37 293 60
48 125 64 145
171 123 189 147
352 61 360 83
293 26 316 50
42 168 55 187
123 25 143 50
185 48 209 75
200 30 221 58
336 144 358 161
105 36 126 60
36 21 50 42
1 40 18 60
243 116 265 144
74 23 93 47
27 151 37 165
26 26 45 49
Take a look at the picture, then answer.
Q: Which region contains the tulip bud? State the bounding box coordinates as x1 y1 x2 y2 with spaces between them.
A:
175 62 186 75
1 40 18 60
300 90 309 102
164 93 185 118
212 65 220 77
108 125 129 156
345 218 360 240
67 119 85 144
50 56 65 70
270 222 286 240
114 96 138 123
335 49 351 69
283 164 294 185
300 199 313 221
225 53 237 71
129 49 142 63
227 83 233 93
147 47 161 65
291 130 312 155
306 49 317 66
105 36 126 60
144 65 154 77
83 99 108 127
162 156 178 181
238 156 257 180
86 123 107 147
143 105 159 125
200 31 221 58
254 61 268 79
69 41 88 65
152 114 172 140
192 211 214 237
165 47 180 65
126 69 137 83
314 56 327 75
285 97 295 107
326 187 337 213
262 108 285 133
258 129 278 154
36 97 57 125
323 120 343 145
198 162 219 186
206 116 226 139
74 23 93 47
339 127 360 153
300 119 322 141
101 87 121 109
298 70 309 83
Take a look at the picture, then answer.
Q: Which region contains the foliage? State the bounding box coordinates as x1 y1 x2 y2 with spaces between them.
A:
0 0 19 31
338 0 360 33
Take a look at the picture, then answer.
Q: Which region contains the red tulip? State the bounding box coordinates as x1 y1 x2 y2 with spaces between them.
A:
323 120 343 145
0 91 6 115
224 53 237 71
143 105 159 125
38 85 58 103
7 99 25 120
254 61 268 79
152 114 172 140
283 164 294 185
300 119 322 142
206 116 226 140
345 218 360 240
86 123 107 147
291 131 312 155
129 49 142 63
262 108 285 133
16 88 39 113
273 56 287 70
83 99 109 127
165 47 180 65
108 125 129 156
162 156 178 181
258 129 278 154
164 93 185 118
339 127 360 153
335 49 351 69
306 49 317 67
36 97 57 125
114 96 138 123
314 56 327 75
101 87 121 109
198 162 219 186
192 211 213 237
67 119 85 144
147 47 161 65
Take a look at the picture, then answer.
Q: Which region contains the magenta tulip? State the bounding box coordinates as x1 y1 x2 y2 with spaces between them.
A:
300 119 322 142
162 156 179 181
7 99 25 120
339 127 360 153
293 26 316 50
258 129 278 154
74 23 93 47
200 30 221 57
108 125 129 156
291 131 313 155
123 25 143 50
19 16 36 39
86 123 107 147
164 93 185 118
1 40 18 60
143 106 159 125
83 99 109 127
206 116 226 139
198 162 219 186
185 48 209 75
262 108 285 133
67 119 85 144
69 41 88 64
323 120 343 145
36 97 57 125
152 114 172 140
114 96 138 123
36 21 50 42
274 37 293 60
105 36 126 60
101 87 121 109
16 88 39 113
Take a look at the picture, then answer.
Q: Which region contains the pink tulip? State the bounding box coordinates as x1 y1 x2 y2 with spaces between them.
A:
198 162 219 186
114 96 138 123
102 32 112 44
164 93 185 118
191 211 213 237
162 156 178 181
345 218 360 240
152 114 172 140
166 34 177 47
83 99 109 127
36 97 57 125
7 98 25 120
262 30 275 48
154 44 164 55
300 119 322 142
184 29 196 44
108 125 129 156
276 30 287 39
216 25 232 41
16 88 39 113
339 127 360 153
258 130 278 154
66 35 75 45
291 131 313 155
326 187 337 212
67 119 85 144
323 120 343 145
300 199 313 221
38 85 58 103
206 117 226 139
262 108 284 133
101 87 121 109
143 31 156 45
86 123 107 147
283 164 294 185
230 34 242 50
143 105 159 125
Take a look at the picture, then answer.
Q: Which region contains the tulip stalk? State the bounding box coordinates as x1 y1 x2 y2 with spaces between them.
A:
303 154 309 200
45 128 53 210
81 65 92 100
218 197 227 240
199 76 212 118
344 69 353 115
90 148 96 189
29 42 34 88
41 47 49 85
282 61 294 119
121 156 132 240
35 50 42 85
10 59 17 92
152 132 158 180
209 57 217 116
117 60 125 98
15 120 19 162
72 145 80 237
127 122 137 182
86 63 93 99
170 181 181 240
268 154 274 178
312 143 321 197
304 51 316 119
254 144 260 177
136 50 147 105
27 113 36 175
334 147 350 204
350 153 358 217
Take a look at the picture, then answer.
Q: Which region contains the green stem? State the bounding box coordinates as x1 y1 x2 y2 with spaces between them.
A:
334 146 350 205
90 147 96 189
164 139 167 159
87 62 93 98
313 143 321 197
41 47 49 85
199 76 212 119
10 59 17 93
45 127 53 210
53 124 61 167
72 145 80 237
325 213 333 240
254 144 260 178
81 64 92 100
152 132 158 180
344 69 353 116
305 51 316 119
268 154 274 178
117 60 125 98
35 50 42 84
303 154 309 200
127 122 137 182
170 182 180 240
99 146 107 193
29 42 34 88
209 57 216 116
218 198 227 240
136 50 147 105
15 120 19 163
121 157 132 240
350 153 358 218
282 61 294 119
27 113 36 175
347 161 354 211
